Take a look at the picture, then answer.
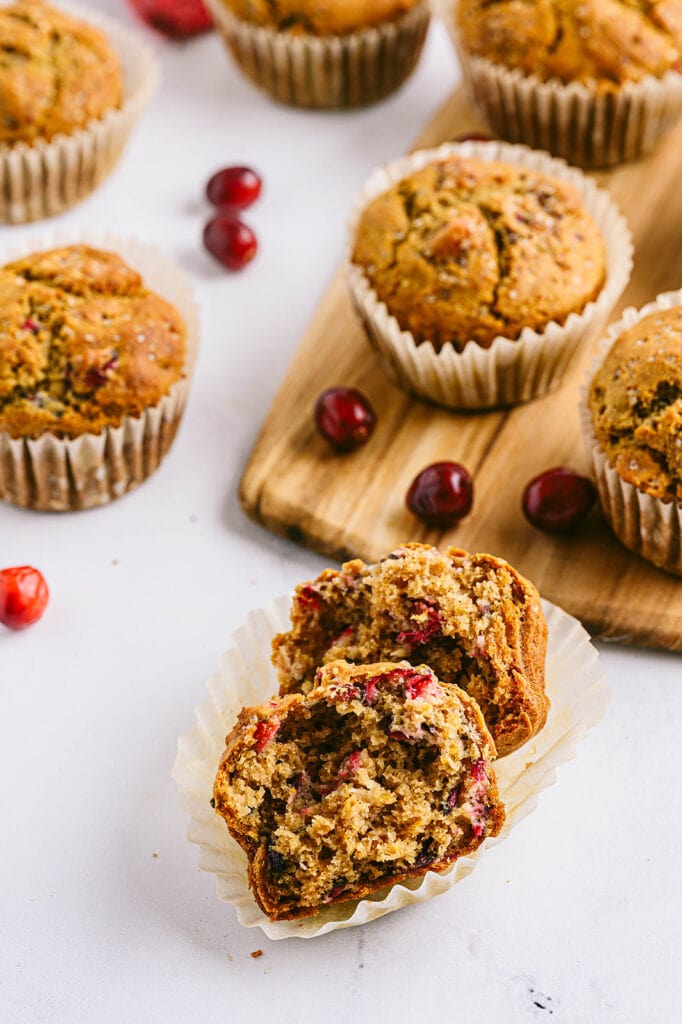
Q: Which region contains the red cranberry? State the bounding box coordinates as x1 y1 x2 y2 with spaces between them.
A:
406 462 473 527
203 216 258 271
522 467 597 533
454 131 496 143
206 166 262 211
128 0 212 38
0 566 49 630
314 387 376 452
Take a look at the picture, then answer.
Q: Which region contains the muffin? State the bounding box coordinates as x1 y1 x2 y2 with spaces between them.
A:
348 141 632 408
206 0 431 108
450 0 682 166
582 294 682 575
0 1 158 222
0 241 198 511
213 659 505 921
273 543 549 757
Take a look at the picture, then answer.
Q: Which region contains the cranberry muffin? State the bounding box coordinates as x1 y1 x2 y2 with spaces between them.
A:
213 659 505 921
208 0 430 108
0 0 122 146
273 543 549 756
451 0 682 165
352 154 606 353
584 299 682 574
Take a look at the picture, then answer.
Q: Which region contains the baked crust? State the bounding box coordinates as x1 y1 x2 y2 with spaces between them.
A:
588 305 682 503
0 245 186 439
221 0 421 35
273 544 549 757
352 156 605 352
0 0 122 146
456 0 682 87
213 660 505 921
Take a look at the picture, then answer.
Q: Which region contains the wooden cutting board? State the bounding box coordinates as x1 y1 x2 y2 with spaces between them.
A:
240 87 682 652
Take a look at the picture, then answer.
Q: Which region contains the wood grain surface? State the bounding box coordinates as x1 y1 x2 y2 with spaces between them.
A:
240 88 682 651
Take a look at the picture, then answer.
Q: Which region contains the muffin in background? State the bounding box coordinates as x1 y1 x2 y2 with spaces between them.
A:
206 0 431 108
448 0 682 167
582 295 682 576
347 141 632 409
0 1 158 222
0 240 198 511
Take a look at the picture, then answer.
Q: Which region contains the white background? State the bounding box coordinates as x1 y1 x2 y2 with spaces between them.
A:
1 4 680 1022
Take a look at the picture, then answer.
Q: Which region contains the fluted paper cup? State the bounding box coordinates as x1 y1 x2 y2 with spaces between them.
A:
206 0 430 109
0 230 199 512
440 0 682 168
173 594 608 940
347 140 632 409
579 291 682 576
0 2 160 224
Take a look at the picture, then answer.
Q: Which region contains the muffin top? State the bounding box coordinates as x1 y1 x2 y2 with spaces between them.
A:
589 306 682 503
456 0 682 87
222 0 420 35
0 0 122 146
0 245 187 440
352 155 606 352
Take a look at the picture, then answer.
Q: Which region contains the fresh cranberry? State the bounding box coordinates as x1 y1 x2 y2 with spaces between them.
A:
454 131 496 142
0 566 49 630
314 387 376 453
522 467 597 533
203 216 258 271
406 462 473 527
207 167 262 211
128 0 212 38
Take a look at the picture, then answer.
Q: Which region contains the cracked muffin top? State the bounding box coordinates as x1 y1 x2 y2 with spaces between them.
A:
0 0 122 147
588 306 682 503
0 245 187 440
456 0 682 87
351 155 606 352
221 0 421 35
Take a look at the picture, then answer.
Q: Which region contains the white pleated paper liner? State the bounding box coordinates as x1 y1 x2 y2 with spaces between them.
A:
437 0 682 169
0 229 200 512
0 1 160 223
206 0 431 109
579 291 682 576
346 140 632 410
173 594 609 940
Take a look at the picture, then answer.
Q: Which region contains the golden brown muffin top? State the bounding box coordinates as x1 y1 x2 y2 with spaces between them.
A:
0 245 187 440
222 0 420 35
457 0 682 87
0 0 122 146
352 156 606 352
589 306 682 502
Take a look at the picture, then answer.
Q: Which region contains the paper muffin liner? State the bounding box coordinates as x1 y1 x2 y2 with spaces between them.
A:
173 593 608 940
206 0 430 109
439 0 682 169
0 1 160 224
579 291 682 576
0 230 199 512
347 140 632 410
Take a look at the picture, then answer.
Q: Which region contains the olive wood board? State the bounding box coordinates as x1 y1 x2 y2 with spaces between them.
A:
240 87 682 652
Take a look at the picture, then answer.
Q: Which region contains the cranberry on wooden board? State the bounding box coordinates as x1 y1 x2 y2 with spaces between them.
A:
206 167 262 211
314 388 377 452
0 566 49 630
522 467 597 533
128 0 212 38
203 216 258 271
406 462 474 527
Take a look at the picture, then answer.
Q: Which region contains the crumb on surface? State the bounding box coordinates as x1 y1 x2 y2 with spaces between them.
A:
250 949 264 959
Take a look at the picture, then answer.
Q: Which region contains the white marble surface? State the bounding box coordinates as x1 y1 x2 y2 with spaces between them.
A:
1 4 680 1022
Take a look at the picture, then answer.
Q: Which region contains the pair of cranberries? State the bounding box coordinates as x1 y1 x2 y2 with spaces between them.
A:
128 1 212 39
314 389 595 532
0 567 49 630
203 167 262 271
